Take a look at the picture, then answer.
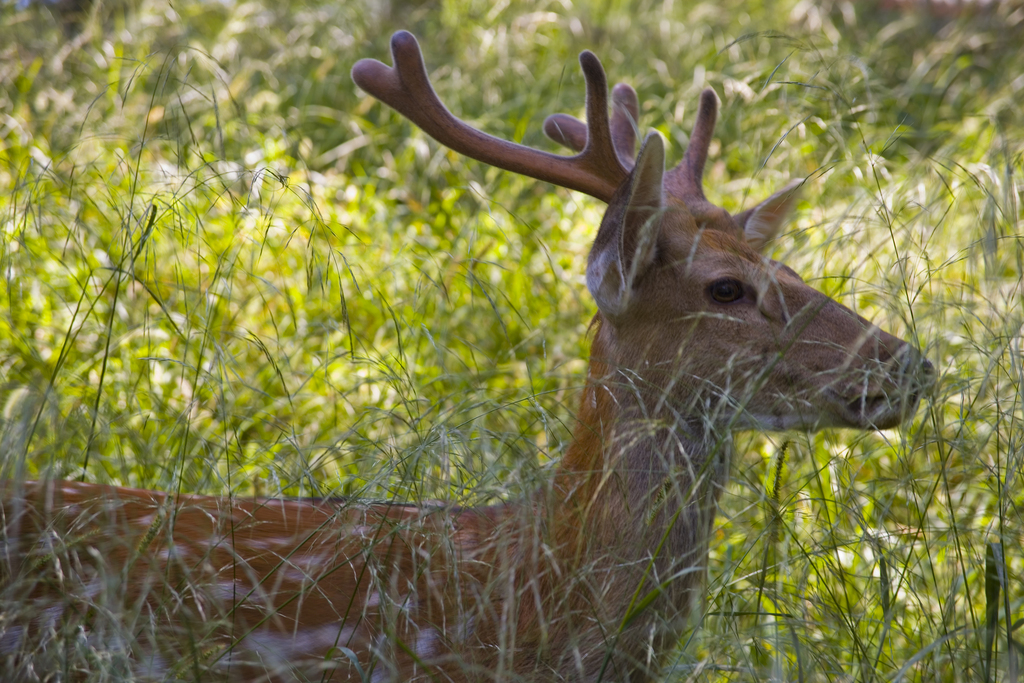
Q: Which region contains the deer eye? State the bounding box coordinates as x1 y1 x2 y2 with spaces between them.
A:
709 279 745 304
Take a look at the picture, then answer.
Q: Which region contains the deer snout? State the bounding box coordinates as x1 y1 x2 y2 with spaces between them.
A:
843 331 932 429
892 340 935 407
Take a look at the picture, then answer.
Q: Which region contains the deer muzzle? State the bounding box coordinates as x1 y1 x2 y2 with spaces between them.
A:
832 333 934 430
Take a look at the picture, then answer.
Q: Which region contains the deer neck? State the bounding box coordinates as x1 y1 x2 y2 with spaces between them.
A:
553 333 731 575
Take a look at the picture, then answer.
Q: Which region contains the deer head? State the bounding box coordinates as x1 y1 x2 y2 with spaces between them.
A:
351 32 931 439
582 132 926 436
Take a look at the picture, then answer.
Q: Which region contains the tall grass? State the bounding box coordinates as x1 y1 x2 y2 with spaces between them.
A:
1 0 1022 679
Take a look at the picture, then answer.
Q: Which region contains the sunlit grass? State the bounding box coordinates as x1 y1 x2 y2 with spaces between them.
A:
1 0 1022 679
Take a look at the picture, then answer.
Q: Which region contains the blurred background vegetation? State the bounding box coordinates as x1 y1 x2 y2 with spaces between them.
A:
1 0 1022 679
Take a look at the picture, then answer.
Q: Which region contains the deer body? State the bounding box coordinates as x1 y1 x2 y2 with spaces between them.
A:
1 32 930 682
3 398 728 681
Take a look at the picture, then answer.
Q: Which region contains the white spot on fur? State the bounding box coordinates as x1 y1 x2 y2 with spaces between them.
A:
132 513 156 528
289 553 334 572
395 594 417 614
0 625 24 653
415 629 438 658
239 630 290 664
135 652 169 677
243 536 283 550
305 624 355 651
278 567 311 584
454 614 476 641
210 581 240 602
364 590 381 607
367 632 392 682
81 578 104 599
239 624 356 661
38 605 64 629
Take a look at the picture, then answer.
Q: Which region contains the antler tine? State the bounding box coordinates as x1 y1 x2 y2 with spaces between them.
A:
664 87 719 201
352 31 628 202
542 114 587 152
609 83 640 169
543 82 639 171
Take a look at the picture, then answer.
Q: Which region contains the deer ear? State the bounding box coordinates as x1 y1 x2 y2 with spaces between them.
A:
734 178 803 252
586 132 666 318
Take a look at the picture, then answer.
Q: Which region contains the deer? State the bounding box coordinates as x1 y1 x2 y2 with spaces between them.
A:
0 31 931 683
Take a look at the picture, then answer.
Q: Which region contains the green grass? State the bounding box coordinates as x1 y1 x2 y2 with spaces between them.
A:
2 0 1023 679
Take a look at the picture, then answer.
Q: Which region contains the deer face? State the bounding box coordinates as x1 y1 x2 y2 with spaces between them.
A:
588 134 930 432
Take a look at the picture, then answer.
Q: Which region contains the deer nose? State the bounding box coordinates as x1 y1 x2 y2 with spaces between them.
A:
895 344 935 396
917 355 936 393
898 344 933 375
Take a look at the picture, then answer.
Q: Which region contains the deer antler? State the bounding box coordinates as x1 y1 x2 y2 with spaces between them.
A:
545 85 722 205
663 88 718 202
543 82 640 172
351 31 629 202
